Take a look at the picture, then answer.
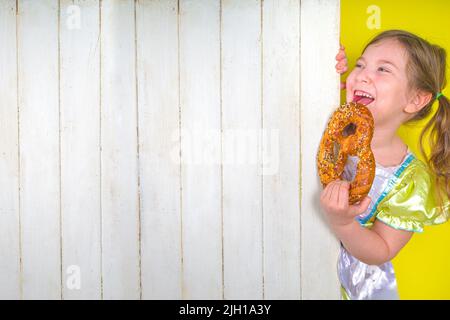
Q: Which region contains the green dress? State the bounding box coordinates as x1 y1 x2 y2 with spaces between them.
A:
338 150 449 300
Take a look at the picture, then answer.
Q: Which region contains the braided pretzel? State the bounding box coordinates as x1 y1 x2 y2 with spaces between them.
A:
317 102 375 204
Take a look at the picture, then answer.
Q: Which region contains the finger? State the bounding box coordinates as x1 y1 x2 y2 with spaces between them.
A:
336 49 347 61
338 181 350 207
321 182 332 201
334 181 344 204
349 196 371 215
321 181 334 202
336 67 346 75
329 181 341 203
358 197 371 213
336 63 348 75
336 59 348 69
335 60 345 69
338 69 348 76
335 50 346 61
336 66 348 75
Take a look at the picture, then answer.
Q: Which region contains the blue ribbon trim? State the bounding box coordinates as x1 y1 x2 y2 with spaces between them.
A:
358 153 416 225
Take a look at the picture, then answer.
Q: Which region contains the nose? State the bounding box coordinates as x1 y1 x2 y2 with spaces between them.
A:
355 68 372 84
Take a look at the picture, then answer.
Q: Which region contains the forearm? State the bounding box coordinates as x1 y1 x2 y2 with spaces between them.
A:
320 180 412 265
332 220 391 265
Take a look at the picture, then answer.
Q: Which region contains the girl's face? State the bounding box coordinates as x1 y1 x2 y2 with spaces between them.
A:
345 39 412 127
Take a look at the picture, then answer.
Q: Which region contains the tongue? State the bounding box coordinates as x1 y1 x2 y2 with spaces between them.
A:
353 96 374 106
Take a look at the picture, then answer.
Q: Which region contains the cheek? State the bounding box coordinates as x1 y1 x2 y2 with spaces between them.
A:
345 72 356 87
374 79 401 103
345 74 356 101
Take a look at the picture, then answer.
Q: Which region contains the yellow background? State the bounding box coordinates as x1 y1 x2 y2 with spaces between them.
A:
341 0 450 299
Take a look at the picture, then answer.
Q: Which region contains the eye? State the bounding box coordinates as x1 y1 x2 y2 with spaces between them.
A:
378 66 390 73
355 63 364 68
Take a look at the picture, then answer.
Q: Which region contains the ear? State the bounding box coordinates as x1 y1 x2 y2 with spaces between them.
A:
404 90 433 114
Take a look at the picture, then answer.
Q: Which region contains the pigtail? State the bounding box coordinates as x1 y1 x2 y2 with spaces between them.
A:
420 94 450 208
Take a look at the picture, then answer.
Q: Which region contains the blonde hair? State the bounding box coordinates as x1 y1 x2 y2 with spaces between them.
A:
364 30 450 206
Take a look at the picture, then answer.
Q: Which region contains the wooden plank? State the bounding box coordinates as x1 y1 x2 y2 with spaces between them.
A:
300 0 341 299
179 0 222 299
0 0 20 300
100 0 140 299
17 0 61 299
221 0 263 299
60 0 101 299
136 0 182 299
262 0 301 299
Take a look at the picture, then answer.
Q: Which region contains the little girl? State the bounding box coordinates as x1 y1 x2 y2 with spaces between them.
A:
323 30 450 300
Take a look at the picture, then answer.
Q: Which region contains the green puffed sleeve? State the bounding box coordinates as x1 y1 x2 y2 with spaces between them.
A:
375 158 449 233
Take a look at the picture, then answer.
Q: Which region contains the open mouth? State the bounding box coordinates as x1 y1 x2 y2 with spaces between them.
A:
352 90 375 106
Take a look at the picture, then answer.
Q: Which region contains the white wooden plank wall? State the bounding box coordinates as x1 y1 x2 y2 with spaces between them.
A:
101 0 141 300
18 0 61 299
0 0 340 300
179 0 223 300
262 0 301 299
60 0 101 300
222 0 262 300
0 0 20 300
301 0 341 299
136 0 182 300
